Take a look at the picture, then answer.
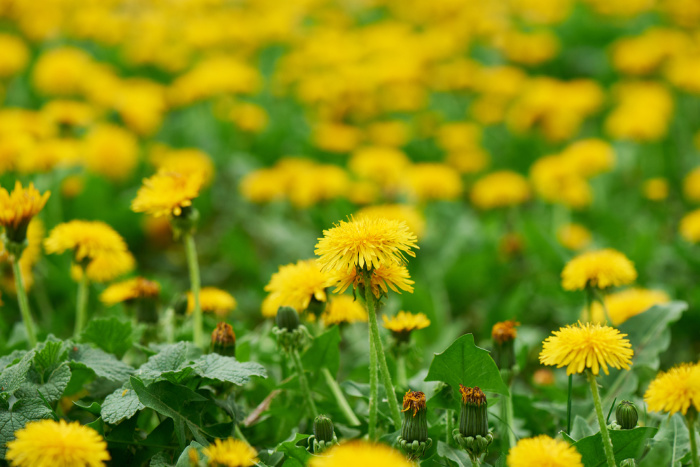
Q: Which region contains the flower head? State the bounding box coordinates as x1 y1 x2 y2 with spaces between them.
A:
539 322 634 375
100 277 160 306
315 216 418 273
355 204 426 239
187 287 237 317
470 171 530 209
491 320 519 344
382 311 430 342
131 170 204 218
556 223 592 251
309 441 412 467
6 419 110 467
507 435 583 467
561 248 637 291
402 390 427 417
321 295 368 325
680 209 700 243
202 438 257 467
644 363 700 415
0 181 50 244
589 288 670 325
263 259 336 318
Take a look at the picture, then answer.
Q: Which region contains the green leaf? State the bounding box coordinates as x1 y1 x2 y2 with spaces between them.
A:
570 415 596 441
69 344 134 382
33 339 67 375
0 351 34 400
572 426 657 467
0 398 53 459
189 354 267 385
424 334 509 410
644 413 692 466
436 440 471 467
150 451 173 467
80 318 133 359
16 362 71 403
0 351 27 371
175 441 204 467
302 326 340 376
101 383 144 424
73 400 102 416
276 433 311 467
137 342 201 382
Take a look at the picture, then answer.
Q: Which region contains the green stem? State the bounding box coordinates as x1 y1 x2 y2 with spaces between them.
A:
162 307 175 344
687 412 699 467
446 409 453 446
567 374 573 434
363 273 402 429
74 271 89 339
588 371 617 467
234 424 249 445
184 233 203 348
368 322 378 440
292 350 318 419
396 353 407 389
501 376 516 450
321 367 360 426
12 259 37 348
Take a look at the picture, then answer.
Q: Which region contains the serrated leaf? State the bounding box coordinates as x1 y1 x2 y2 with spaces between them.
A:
0 351 27 371
81 318 133 359
425 334 509 410
33 338 67 375
572 426 657 467
189 354 267 385
302 326 340 376
69 344 134 382
0 398 53 458
101 384 144 424
16 362 71 404
276 433 311 467
0 351 34 399
137 342 201 382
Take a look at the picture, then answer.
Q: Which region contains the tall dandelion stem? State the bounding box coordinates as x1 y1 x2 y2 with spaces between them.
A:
292 349 318 419
321 367 360 426
396 353 408 389
183 232 203 348
74 271 89 338
587 371 617 467
11 258 37 348
364 272 402 430
687 411 699 467
368 325 378 440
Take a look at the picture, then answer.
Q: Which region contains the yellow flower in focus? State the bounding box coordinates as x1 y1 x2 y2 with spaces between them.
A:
6 419 110 467
82 124 139 180
559 139 615 177
539 322 633 375
333 262 415 297
382 311 430 336
470 171 530 209
355 204 425 239
315 216 418 273
349 146 410 191
32 47 94 96
561 248 637 290
644 363 700 415
643 178 669 201
229 102 268 133
0 34 29 78
366 120 410 147
132 170 204 218
100 277 160 306
404 163 463 202
680 209 700 243
556 223 592 251
150 146 215 186
187 287 237 317
590 288 670 325
313 122 362 153
263 259 336 317
507 435 582 467
202 438 257 467
0 181 50 243
309 441 412 467
322 294 368 325
683 167 700 203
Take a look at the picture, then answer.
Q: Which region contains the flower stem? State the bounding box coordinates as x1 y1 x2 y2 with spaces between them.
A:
183 233 203 348
234 424 249 445
292 349 318 419
587 371 617 467
396 353 407 389
368 324 378 440
11 259 37 348
446 409 453 446
501 371 517 450
567 374 573 434
363 273 402 429
687 411 699 467
321 367 360 426
74 272 89 339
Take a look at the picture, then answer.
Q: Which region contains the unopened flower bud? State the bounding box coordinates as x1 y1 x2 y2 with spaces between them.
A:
273 306 308 352
309 414 338 454
171 205 199 237
211 322 236 357
398 390 432 460
454 385 493 461
275 306 300 331
491 320 519 370
615 401 638 430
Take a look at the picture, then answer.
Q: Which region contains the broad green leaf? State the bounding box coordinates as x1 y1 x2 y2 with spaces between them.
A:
572 426 657 467
436 440 471 467
73 400 102 416
0 351 34 400
644 413 692 466
0 398 53 459
33 339 67 374
189 354 267 385
175 441 204 467
16 362 71 403
425 334 509 410
81 318 133 359
101 384 144 424
150 451 173 467
276 433 311 467
69 344 134 382
570 415 595 441
302 326 340 376
137 342 201 382
0 350 27 371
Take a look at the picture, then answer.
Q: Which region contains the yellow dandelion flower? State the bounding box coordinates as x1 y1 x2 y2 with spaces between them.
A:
355 204 426 239
202 438 258 467
643 178 669 201
82 124 139 181
680 209 700 243
404 163 463 202
315 216 418 273
313 122 362 153
348 146 410 191
264 259 336 315
470 171 530 210
321 295 368 325
100 277 160 306
150 146 215 186
309 441 412 467
6 419 110 467
539 322 634 375
41 100 95 128
0 181 50 243
0 34 29 78
229 102 268 133
644 363 700 415
683 167 700 203
187 287 237 317
0 218 44 291
131 170 204 218
365 120 410 147
507 435 583 467
446 148 490 175
561 249 637 291
590 288 670 325
382 311 430 339
333 263 415 298
556 223 592 251
560 138 615 178
71 250 136 284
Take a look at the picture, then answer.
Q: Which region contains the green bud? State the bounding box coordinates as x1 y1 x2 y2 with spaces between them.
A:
459 385 489 438
615 401 638 430
313 415 335 443
275 306 300 331
400 390 428 443
211 322 236 357
171 205 199 238
491 321 518 370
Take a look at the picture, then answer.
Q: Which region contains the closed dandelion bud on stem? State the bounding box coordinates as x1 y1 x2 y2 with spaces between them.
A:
273 306 308 353
491 320 519 370
275 306 300 331
309 414 338 453
211 322 236 357
170 205 199 237
455 385 493 461
398 390 432 460
615 400 638 430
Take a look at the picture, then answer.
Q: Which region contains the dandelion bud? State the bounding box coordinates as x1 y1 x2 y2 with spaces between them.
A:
211 322 236 357
454 385 493 461
273 306 308 353
615 401 638 430
397 390 432 460
170 205 200 237
275 306 300 331
309 414 338 454
491 320 519 370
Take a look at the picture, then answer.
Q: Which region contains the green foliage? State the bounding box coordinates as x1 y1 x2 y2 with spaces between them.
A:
572 427 657 467
80 317 133 359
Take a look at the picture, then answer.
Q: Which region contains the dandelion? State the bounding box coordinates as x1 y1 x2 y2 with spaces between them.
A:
321 295 368 325
187 287 237 318
561 248 637 291
470 171 531 209
100 277 160 306
398 390 431 460
355 204 426 239
202 438 258 467
589 288 670 325
557 223 592 251
681 209 700 243
6 419 110 467
507 435 583 467
643 177 669 201
308 441 412 467
131 170 204 219
263 259 336 318
382 311 430 341
333 263 414 298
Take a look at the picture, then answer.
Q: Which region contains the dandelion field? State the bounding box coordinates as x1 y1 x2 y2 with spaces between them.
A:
1 0 700 466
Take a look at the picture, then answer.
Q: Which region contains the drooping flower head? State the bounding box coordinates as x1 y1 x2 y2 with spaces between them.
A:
100 277 160 306
262 259 336 318
507 435 583 467
644 363 700 415
6 419 110 467
561 248 637 291
131 170 204 218
309 441 412 467
202 438 257 467
187 287 237 317
382 311 430 342
539 322 634 375
0 181 50 244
